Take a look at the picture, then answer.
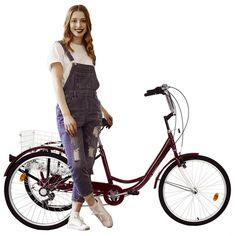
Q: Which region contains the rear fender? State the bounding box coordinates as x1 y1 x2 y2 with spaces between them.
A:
4 146 65 177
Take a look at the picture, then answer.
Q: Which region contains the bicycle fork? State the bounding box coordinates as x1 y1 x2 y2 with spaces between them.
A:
175 166 197 194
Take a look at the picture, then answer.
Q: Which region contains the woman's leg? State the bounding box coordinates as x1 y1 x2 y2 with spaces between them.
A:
57 112 112 228
57 118 91 230
61 131 91 230
71 201 83 213
83 120 113 228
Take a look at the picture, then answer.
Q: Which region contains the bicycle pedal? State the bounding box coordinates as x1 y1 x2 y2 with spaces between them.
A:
127 190 139 195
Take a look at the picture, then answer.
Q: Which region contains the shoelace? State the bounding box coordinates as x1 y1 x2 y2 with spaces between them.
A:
78 217 87 226
71 216 86 225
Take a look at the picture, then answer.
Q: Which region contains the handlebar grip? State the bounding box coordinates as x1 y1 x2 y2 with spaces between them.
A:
144 86 165 96
102 118 111 129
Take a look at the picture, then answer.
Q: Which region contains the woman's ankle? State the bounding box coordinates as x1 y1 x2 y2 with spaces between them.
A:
70 211 80 218
84 193 95 206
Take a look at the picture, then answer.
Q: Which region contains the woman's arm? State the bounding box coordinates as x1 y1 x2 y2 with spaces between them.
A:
100 104 113 126
51 62 77 136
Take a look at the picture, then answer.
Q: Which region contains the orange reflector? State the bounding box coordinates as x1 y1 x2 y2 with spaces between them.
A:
213 193 219 201
20 172 27 181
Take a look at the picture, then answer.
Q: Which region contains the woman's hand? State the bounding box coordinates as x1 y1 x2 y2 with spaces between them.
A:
63 114 77 136
103 110 113 127
100 104 113 127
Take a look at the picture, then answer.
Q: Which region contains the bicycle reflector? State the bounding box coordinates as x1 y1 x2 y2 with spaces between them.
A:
213 193 219 201
20 172 27 182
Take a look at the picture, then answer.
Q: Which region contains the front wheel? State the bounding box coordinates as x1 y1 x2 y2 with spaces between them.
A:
159 155 231 225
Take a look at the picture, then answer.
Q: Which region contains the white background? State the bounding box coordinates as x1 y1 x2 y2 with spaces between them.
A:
0 0 235 235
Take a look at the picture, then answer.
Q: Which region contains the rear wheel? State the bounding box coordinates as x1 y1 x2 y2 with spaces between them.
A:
159 155 231 225
4 151 72 230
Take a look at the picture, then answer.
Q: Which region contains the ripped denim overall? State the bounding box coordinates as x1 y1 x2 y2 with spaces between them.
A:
56 43 102 202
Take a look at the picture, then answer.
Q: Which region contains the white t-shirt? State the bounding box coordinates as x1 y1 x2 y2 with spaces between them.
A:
48 41 94 86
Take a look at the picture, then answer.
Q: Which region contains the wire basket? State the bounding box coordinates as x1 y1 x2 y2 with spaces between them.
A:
19 130 61 151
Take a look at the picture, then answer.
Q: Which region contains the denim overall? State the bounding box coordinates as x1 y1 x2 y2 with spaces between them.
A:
56 42 102 203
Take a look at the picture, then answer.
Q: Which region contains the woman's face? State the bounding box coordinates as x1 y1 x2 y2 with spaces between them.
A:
70 10 87 43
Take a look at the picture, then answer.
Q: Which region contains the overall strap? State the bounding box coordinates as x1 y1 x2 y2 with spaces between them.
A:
57 41 74 62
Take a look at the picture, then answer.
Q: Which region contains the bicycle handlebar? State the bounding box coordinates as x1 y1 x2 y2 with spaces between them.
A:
102 118 111 129
144 85 167 96
145 84 175 114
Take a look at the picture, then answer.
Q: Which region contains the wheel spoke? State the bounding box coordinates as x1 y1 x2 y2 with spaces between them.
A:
159 156 230 225
4 153 72 229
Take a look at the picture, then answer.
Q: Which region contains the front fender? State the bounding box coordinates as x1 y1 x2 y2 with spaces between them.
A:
153 152 199 189
4 146 65 177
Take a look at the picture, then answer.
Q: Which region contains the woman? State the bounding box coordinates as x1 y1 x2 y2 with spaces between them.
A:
48 5 113 230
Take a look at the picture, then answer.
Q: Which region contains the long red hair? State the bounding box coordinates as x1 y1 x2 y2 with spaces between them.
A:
62 5 96 64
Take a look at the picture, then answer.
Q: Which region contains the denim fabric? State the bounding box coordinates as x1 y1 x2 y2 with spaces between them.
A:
56 43 102 202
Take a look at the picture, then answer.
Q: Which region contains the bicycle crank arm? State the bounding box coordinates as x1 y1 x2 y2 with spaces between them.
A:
112 190 139 197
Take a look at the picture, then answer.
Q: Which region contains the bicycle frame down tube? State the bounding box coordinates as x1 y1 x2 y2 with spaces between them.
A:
122 137 173 192
96 119 178 192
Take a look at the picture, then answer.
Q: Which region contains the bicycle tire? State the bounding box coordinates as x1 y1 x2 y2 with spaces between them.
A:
4 151 72 230
159 155 231 225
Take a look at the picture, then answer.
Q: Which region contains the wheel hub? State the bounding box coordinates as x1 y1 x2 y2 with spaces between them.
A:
193 187 198 194
39 188 49 197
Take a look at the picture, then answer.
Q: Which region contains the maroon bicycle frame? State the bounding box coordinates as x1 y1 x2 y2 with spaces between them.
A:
4 113 198 199
94 112 198 194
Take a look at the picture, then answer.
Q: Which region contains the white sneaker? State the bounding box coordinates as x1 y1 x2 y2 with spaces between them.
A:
67 215 90 231
90 197 113 228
